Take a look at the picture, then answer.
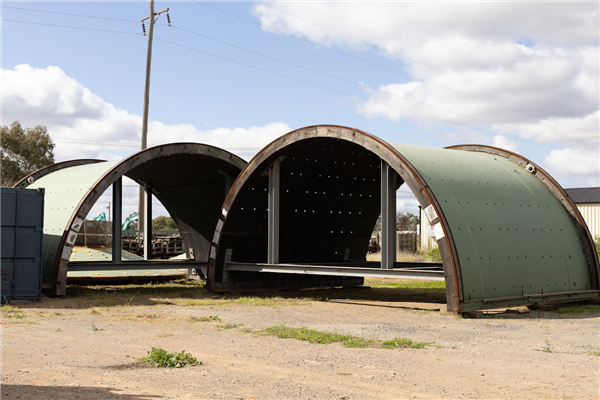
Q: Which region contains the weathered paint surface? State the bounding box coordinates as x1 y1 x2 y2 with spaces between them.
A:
393 143 594 309
17 144 247 295
24 162 117 288
209 125 599 311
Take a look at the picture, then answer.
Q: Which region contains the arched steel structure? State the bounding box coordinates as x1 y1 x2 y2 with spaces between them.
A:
208 125 599 312
15 143 246 296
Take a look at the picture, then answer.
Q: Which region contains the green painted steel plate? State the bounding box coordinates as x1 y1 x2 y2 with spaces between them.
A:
25 161 117 286
392 143 591 305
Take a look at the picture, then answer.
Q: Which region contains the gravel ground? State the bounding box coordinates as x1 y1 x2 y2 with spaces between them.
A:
1 282 599 400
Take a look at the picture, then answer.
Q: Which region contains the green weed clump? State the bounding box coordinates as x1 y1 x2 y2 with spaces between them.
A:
140 347 201 368
219 323 240 329
594 235 600 261
552 305 600 314
425 247 442 263
382 338 430 349
265 325 370 347
1 304 27 319
367 280 445 290
192 315 221 322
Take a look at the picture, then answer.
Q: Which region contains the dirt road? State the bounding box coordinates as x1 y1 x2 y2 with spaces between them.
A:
1 280 599 399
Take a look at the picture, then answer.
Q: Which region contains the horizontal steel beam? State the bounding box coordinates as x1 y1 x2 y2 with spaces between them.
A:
294 261 443 270
225 262 445 281
68 261 207 272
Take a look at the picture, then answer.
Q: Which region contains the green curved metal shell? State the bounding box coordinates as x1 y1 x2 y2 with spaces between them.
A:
208 125 598 311
24 161 117 287
393 143 595 309
16 144 247 295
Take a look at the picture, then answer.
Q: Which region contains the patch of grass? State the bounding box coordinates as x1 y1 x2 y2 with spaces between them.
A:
55 328 62 332
90 309 100 315
187 299 222 306
219 323 240 329
139 347 201 368
552 305 600 314
1 304 13 313
382 338 430 349
191 315 221 322
264 325 368 347
187 295 303 307
588 350 600 356
53 312 62 316
100 299 118 307
535 339 552 353
424 247 442 263
263 325 432 350
0 305 27 319
342 336 371 348
91 323 105 331
366 279 445 290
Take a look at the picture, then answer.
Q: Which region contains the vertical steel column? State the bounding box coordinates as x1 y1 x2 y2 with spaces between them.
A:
143 185 153 261
267 159 281 264
381 160 397 269
112 178 122 264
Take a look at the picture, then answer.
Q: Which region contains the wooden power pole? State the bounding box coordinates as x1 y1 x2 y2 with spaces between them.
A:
138 1 170 230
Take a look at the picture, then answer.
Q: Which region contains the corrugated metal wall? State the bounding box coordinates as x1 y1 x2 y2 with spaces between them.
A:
1 188 45 302
577 203 600 238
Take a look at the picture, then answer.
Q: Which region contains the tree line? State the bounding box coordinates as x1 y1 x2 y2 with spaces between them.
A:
1 121 55 187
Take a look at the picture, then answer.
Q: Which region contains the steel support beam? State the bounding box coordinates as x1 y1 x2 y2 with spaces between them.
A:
381 160 396 269
219 170 234 199
68 261 207 272
112 178 122 264
267 159 281 264
143 184 153 260
224 262 445 281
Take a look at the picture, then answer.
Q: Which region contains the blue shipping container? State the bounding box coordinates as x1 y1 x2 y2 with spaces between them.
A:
1 187 45 302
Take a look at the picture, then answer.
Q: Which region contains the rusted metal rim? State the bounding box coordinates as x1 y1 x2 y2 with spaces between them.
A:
210 125 462 310
12 159 105 188
447 144 600 290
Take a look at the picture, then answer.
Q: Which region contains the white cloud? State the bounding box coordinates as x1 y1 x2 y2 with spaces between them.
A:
147 121 291 161
492 135 519 153
253 2 599 148
543 148 600 187
1 65 291 162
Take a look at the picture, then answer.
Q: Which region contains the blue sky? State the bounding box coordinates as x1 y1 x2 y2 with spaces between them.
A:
2 1 599 220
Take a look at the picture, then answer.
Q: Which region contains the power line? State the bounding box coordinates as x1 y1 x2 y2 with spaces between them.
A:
0 5 139 23
5 7 597 141
195 1 598 135
0 19 141 36
4 14 597 157
154 36 598 158
258 1 598 123
168 24 598 150
52 137 261 151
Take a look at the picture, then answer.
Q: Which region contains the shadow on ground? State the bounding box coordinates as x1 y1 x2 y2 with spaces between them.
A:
6 278 599 320
1 384 161 399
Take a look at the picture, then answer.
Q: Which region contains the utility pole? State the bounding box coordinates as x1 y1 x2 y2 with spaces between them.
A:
138 1 170 230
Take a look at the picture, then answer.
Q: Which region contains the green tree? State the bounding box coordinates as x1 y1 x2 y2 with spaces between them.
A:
1 121 55 187
373 210 420 233
396 211 419 231
152 215 178 231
